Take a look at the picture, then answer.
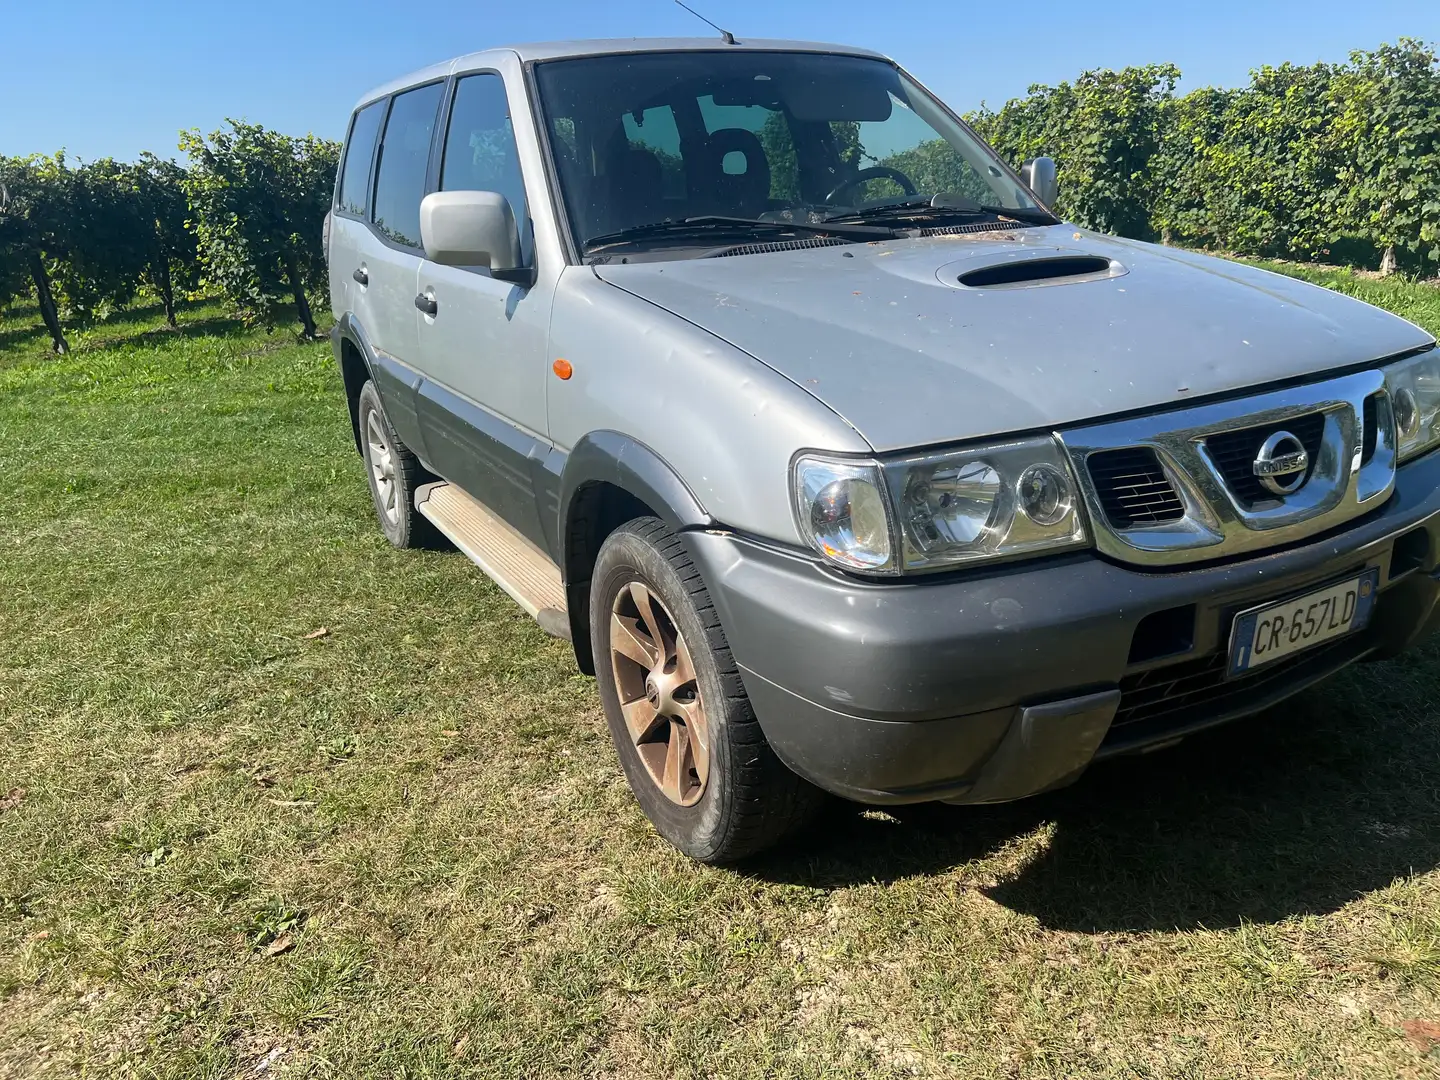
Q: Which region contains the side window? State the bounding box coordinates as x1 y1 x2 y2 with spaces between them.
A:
337 100 385 216
371 82 444 248
440 73 530 260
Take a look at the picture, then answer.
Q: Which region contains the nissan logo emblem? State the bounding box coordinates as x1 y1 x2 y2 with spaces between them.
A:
1252 430 1310 495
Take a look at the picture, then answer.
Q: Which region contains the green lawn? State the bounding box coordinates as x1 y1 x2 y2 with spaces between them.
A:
2 269 1440 1079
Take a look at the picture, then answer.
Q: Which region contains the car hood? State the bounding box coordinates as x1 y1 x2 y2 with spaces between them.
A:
594 226 1435 452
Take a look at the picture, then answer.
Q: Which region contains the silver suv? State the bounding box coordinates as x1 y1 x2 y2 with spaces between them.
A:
327 37 1440 862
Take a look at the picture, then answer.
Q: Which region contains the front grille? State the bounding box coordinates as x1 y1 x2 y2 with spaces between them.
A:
1205 412 1326 506
1087 447 1185 528
1108 632 1367 738
709 237 851 257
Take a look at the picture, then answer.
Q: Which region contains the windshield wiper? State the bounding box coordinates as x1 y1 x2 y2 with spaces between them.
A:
822 196 1056 227
583 215 898 254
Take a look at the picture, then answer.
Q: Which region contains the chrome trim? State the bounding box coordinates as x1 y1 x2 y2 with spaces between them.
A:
1060 369 1396 566
1252 430 1309 495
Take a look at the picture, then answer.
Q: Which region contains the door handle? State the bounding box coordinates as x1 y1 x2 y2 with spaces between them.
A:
414 293 438 317
352 268 368 286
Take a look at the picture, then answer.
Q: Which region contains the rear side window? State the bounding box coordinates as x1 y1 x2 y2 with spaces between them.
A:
371 82 444 248
440 74 529 256
337 100 385 216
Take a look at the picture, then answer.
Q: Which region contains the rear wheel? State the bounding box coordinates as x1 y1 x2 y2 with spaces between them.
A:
358 380 439 549
591 518 825 862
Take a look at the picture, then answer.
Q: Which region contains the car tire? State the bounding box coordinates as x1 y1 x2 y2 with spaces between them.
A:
357 380 440 550
591 517 826 862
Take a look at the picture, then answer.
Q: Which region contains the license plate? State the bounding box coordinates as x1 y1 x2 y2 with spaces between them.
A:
1227 568 1379 677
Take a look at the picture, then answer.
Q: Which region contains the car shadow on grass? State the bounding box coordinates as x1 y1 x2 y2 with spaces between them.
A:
748 652 1440 932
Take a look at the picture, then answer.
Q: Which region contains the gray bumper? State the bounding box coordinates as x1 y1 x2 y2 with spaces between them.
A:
686 452 1440 806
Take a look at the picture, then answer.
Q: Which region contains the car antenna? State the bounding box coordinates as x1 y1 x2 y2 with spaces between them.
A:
674 0 738 45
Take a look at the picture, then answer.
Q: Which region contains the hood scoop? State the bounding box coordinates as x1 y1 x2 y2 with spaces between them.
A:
941 248 1127 291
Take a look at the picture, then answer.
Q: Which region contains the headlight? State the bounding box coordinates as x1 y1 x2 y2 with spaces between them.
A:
791 456 895 572
885 437 1086 570
792 437 1088 575
1384 350 1440 462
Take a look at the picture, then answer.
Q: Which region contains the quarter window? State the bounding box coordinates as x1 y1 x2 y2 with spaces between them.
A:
440 73 530 260
371 82 444 248
337 100 385 216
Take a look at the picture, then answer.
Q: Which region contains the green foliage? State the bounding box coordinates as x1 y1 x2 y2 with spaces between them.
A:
878 139 997 205
0 150 204 347
44 155 154 320
1339 40 1440 268
758 112 800 201
135 152 203 310
971 64 1179 240
180 120 338 336
3 121 332 346
1156 63 1370 259
0 154 76 351
969 41 1440 271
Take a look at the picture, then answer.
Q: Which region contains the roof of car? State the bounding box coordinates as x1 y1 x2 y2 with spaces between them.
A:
353 37 889 110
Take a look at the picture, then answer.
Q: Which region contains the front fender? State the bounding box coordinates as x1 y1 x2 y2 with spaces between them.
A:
556 432 712 670
559 430 711 546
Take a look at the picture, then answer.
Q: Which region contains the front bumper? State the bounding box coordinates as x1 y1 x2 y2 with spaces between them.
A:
687 451 1440 805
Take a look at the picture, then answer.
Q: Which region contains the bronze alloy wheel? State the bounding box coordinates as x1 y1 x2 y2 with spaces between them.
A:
609 581 711 806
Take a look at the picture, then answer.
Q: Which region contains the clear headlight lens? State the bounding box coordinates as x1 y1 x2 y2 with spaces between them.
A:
1384 350 1440 462
792 457 895 572
792 438 1088 575
885 437 1086 570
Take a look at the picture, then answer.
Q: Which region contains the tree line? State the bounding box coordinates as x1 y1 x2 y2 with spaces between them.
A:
964 39 1440 273
0 122 337 353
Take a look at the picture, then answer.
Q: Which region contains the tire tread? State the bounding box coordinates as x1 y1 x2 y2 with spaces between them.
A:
610 517 825 861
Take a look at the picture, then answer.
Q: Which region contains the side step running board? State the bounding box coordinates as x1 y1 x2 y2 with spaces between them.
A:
415 482 570 640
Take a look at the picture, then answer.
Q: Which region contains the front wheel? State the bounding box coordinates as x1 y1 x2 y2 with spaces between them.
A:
590 518 825 862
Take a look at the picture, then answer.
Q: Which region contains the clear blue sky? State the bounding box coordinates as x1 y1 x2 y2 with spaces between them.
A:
2 0 1435 162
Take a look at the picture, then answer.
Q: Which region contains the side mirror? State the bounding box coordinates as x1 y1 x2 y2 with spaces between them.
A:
1020 157 1058 209
420 190 524 276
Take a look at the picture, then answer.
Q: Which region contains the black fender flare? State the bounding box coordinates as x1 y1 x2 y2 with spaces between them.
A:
557 431 714 670
332 313 378 454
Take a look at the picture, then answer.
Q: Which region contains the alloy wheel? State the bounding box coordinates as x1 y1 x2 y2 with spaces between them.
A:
365 410 399 524
609 581 711 806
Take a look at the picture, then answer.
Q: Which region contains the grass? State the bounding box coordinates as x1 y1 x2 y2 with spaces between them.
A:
2 269 1440 1079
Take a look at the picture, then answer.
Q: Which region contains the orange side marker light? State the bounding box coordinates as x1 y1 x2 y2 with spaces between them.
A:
552 358 573 380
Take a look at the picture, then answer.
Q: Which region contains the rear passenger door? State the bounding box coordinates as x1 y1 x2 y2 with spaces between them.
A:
329 98 385 327
413 71 551 550
347 81 446 452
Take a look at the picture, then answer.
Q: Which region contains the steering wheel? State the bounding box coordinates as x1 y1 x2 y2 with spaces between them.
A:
825 166 918 205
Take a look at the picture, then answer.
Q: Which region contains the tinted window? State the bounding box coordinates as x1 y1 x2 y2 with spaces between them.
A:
440 74 530 258
338 100 385 216
372 82 444 247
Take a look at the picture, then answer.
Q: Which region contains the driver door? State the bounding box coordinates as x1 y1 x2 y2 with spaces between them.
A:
412 72 552 550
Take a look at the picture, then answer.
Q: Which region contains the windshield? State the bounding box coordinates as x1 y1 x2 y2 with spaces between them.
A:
532 50 1040 256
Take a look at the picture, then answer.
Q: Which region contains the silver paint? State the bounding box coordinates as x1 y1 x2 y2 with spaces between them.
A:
546 269 870 544
595 228 1433 453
